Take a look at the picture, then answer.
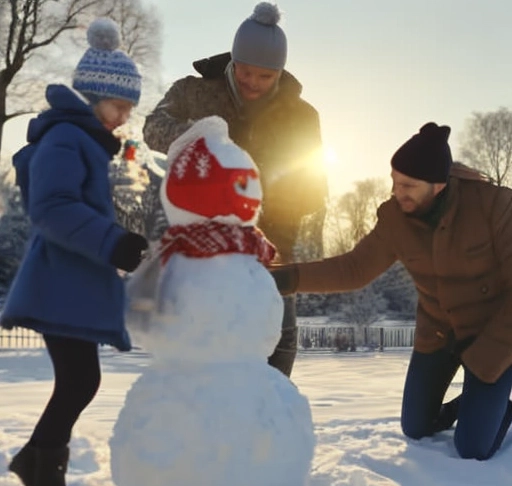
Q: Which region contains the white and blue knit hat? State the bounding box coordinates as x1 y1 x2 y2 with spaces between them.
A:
72 18 141 105
231 2 287 70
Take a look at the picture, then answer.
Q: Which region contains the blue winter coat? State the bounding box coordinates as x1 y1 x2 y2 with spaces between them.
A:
1 84 131 351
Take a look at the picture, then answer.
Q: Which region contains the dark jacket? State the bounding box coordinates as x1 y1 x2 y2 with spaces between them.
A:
1 84 131 351
292 164 512 384
143 53 328 262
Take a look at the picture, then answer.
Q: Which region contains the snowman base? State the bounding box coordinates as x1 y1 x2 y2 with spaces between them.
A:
110 362 315 486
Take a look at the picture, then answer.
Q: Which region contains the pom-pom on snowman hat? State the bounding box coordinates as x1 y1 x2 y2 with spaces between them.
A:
160 116 262 227
72 17 141 105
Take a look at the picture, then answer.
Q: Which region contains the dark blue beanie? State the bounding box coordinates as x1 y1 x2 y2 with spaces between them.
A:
391 122 453 183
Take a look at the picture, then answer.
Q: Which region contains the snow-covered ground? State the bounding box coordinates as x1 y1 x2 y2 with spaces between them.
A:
0 347 511 486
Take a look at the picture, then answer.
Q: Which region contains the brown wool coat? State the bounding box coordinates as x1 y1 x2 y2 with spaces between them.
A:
143 54 328 263
295 165 512 384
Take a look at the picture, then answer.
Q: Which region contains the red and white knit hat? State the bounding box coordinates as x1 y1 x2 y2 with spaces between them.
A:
160 116 262 227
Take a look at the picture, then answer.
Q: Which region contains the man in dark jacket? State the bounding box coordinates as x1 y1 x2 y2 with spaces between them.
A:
143 2 328 377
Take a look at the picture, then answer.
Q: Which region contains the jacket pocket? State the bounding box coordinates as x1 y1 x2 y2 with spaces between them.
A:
464 241 493 258
463 241 496 277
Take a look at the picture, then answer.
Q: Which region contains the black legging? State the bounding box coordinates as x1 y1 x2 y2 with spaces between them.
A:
29 335 101 449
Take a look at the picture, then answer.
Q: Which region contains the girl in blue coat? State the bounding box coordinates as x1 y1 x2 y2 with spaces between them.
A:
2 18 148 486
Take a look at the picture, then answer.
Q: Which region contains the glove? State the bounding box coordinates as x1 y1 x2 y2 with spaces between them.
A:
110 232 148 272
269 264 299 296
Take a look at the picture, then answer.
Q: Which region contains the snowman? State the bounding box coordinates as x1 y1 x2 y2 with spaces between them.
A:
109 116 315 486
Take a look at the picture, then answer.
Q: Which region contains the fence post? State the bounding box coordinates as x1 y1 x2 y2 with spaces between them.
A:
349 327 356 351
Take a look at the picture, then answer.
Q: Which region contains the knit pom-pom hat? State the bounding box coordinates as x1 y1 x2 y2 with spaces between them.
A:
72 17 141 105
231 2 287 70
161 116 262 226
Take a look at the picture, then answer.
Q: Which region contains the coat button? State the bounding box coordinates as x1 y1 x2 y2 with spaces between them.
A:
436 331 445 339
481 285 489 294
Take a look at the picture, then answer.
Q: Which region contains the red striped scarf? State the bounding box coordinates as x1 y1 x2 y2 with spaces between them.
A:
160 221 276 265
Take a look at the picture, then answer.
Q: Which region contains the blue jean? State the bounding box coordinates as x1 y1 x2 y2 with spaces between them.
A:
401 348 512 460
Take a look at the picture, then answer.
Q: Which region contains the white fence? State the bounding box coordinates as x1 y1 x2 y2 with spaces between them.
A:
0 325 416 350
298 325 415 350
0 327 43 348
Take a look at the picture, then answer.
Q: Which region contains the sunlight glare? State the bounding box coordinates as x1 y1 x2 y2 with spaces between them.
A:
323 146 339 171
323 145 348 196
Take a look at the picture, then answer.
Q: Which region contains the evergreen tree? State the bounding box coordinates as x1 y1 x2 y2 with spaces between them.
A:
373 262 417 319
0 185 30 294
109 131 167 242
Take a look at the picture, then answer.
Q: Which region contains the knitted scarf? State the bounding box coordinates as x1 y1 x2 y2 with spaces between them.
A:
160 221 276 265
224 60 279 117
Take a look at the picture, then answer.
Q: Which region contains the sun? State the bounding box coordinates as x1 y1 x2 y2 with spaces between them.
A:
323 145 349 196
323 146 338 170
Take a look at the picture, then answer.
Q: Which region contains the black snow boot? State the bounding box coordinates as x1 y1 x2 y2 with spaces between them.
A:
433 394 461 433
34 446 69 486
9 443 37 486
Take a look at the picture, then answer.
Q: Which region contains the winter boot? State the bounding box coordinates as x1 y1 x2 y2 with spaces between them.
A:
433 394 461 433
9 443 37 486
34 446 69 486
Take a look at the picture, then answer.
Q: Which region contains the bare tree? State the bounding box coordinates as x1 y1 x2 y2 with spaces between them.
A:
459 107 512 187
101 0 160 69
83 0 164 112
294 208 326 262
324 178 389 255
0 0 105 154
0 0 163 155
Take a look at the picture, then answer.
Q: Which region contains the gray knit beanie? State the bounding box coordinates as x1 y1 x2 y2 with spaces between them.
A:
231 2 287 70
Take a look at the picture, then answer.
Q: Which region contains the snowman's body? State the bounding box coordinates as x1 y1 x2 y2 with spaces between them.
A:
110 117 315 486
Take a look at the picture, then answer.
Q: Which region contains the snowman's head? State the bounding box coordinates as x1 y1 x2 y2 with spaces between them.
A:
160 116 262 227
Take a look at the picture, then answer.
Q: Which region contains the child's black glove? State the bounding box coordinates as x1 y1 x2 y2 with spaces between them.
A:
110 232 148 272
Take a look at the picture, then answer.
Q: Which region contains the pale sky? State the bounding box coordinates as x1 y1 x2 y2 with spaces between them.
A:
4 1 512 197
143 0 512 195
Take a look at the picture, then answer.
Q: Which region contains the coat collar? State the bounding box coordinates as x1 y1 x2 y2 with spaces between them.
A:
192 52 304 100
441 163 490 228
392 163 487 231
438 177 460 229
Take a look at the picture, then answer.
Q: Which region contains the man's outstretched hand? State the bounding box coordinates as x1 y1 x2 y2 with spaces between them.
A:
268 263 299 296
